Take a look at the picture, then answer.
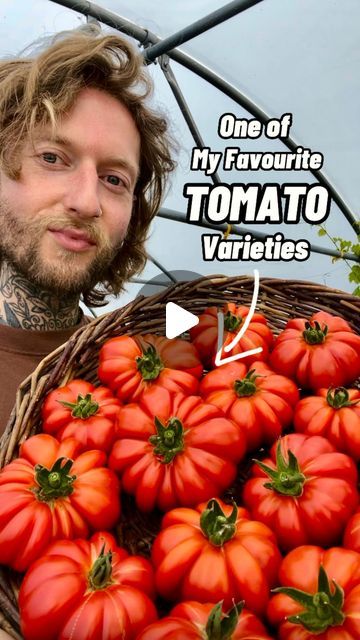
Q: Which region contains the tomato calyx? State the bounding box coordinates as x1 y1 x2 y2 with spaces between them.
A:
205 600 244 640
136 344 164 380
302 320 328 345
200 498 237 546
224 310 242 333
88 544 114 591
234 369 260 397
58 393 99 419
254 441 306 497
272 565 345 633
326 387 359 408
149 416 185 463
34 457 76 501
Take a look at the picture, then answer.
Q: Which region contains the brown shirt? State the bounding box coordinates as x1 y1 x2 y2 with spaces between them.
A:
0 314 90 437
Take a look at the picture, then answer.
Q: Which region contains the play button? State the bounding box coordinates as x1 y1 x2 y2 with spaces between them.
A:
136 269 203 340
166 302 199 339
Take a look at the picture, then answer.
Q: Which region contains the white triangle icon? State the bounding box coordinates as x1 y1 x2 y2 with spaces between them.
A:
166 302 199 339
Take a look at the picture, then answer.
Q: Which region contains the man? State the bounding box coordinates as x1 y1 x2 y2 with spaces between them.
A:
0 25 175 435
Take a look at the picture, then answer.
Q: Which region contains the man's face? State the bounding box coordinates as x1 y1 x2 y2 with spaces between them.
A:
0 87 141 296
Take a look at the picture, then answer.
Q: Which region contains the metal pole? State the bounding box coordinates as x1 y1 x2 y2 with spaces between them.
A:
48 0 359 234
49 0 153 44
159 55 222 186
143 0 265 63
167 51 360 235
147 253 178 283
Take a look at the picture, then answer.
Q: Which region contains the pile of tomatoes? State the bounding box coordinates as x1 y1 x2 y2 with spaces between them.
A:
1 303 360 639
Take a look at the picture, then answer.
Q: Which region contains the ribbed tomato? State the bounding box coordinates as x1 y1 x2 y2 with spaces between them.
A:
267 545 360 639
269 311 360 390
344 508 360 553
294 387 360 460
151 498 281 616
98 334 203 402
137 600 273 640
0 434 121 571
189 303 273 369
41 379 122 453
200 360 299 451
19 531 157 640
243 433 359 552
109 386 246 512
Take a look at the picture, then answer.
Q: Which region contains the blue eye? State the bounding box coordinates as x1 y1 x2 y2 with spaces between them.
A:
42 153 58 163
107 175 121 186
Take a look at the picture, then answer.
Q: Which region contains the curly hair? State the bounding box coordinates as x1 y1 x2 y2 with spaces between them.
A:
0 25 176 306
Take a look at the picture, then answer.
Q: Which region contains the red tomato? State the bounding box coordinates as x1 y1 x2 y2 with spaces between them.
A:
294 387 360 460
243 433 358 552
41 379 122 453
98 334 203 402
189 303 273 369
151 498 281 616
109 386 246 512
200 360 299 451
19 531 157 640
344 508 360 553
137 600 273 639
0 434 121 571
269 311 360 390
267 545 360 639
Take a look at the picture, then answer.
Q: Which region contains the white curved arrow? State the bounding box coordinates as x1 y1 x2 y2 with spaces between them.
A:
215 269 263 367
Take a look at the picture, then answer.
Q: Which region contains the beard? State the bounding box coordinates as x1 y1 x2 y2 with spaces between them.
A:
0 199 122 298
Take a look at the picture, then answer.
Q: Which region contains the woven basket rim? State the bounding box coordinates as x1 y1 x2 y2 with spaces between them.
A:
11 273 360 382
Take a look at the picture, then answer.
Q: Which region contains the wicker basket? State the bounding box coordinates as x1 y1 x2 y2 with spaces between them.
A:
0 274 359 639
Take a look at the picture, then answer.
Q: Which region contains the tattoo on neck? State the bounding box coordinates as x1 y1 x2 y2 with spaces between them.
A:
0 266 82 330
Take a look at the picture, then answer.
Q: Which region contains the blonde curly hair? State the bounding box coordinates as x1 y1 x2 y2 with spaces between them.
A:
0 25 175 306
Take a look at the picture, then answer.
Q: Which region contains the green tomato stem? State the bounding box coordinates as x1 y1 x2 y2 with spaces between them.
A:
88 544 114 590
59 393 99 419
200 499 238 546
224 310 242 333
273 565 346 634
205 601 244 640
34 457 76 501
136 344 164 380
149 416 185 463
254 441 306 497
302 320 328 345
326 387 359 408
233 369 261 397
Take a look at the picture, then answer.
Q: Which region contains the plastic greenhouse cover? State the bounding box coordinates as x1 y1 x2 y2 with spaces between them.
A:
0 0 359 314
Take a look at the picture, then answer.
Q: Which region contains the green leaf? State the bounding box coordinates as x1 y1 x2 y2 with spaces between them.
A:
313 217 360 298
349 265 360 284
339 240 352 252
